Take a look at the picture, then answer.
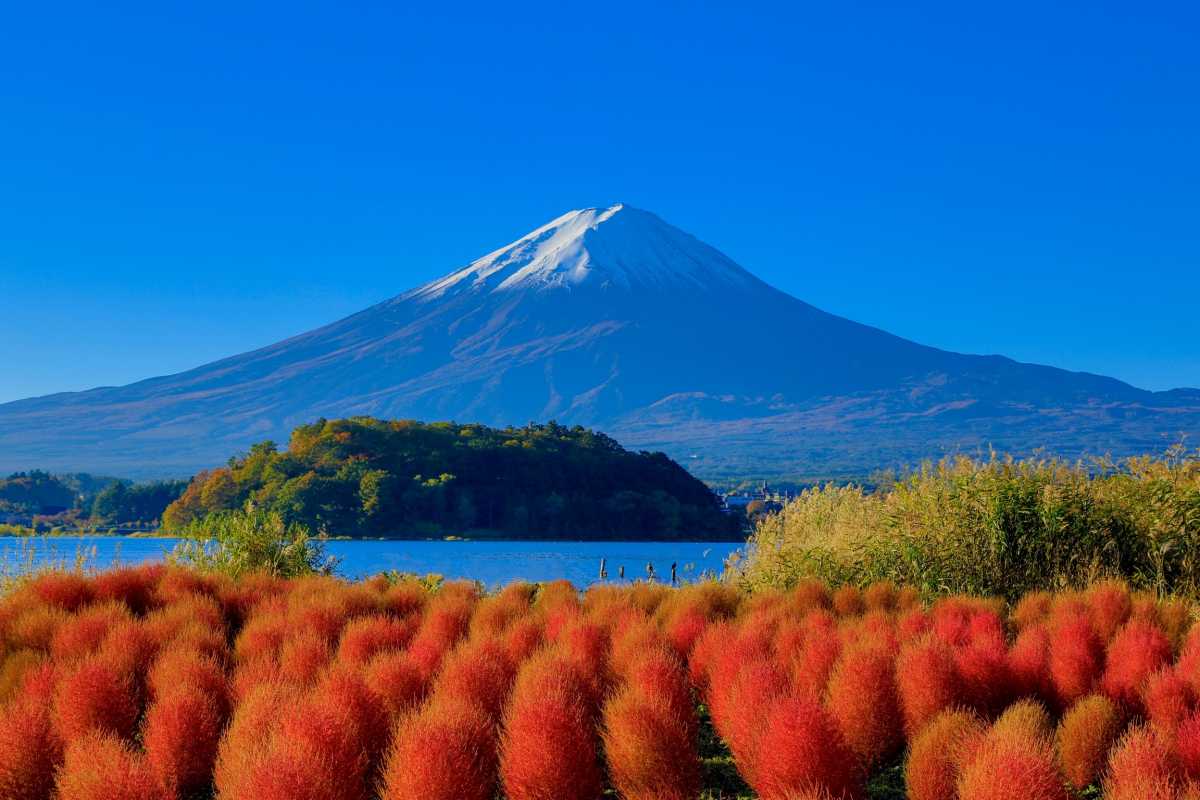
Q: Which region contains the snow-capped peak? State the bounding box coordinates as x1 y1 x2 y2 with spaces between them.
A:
406 203 759 301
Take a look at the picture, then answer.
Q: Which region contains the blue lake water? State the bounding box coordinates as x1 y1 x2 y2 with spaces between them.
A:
0 536 744 589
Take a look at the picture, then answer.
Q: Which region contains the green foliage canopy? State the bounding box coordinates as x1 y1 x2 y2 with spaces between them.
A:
162 418 736 539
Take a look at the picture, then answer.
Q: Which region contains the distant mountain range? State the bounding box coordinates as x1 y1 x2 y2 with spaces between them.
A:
2 203 1197 480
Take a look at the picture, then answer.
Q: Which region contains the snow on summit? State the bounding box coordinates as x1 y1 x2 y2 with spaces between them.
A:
407 203 759 301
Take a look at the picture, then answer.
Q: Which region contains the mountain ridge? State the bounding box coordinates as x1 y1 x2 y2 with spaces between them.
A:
2 203 1198 480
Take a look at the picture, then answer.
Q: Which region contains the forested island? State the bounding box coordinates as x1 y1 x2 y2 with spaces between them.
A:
161 417 740 539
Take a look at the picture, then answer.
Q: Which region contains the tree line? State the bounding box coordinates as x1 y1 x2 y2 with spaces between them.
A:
162 417 739 539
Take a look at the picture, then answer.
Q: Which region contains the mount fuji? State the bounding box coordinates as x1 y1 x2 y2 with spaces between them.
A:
2 203 1198 480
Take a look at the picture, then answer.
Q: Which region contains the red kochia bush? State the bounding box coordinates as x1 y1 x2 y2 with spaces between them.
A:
276 631 332 689
53 655 141 742
954 637 1015 716
93 564 162 615
500 682 603 800
336 614 418 666
0 698 62 800
364 651 428 722
896 636 962 737
831 585 864 617
751 694 862 800
1176 711 1200 781
54 731 166 800
501 616 544 665
1086 580 1133 641
146 645 228 710
212 683 293 799
625 648 695 739
313 667 391 772
825 643 903 766
1104 725 1183 800
1143 668 1195 735
381 696 497 800
245 694 371 800
50 602 131 662
28 572 94 612
789 622 842 701
904 709 985 800
1007 624 1055 705
602 686 701 800
711 659 788 782
433 637 517 722
142 684 224 796
1056 694 1124 789
1101 620 1174 711
955 731 1068 800
1049 614 1104 708
407 595 475 677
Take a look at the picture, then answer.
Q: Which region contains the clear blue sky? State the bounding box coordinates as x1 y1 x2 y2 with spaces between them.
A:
2 1 1198 404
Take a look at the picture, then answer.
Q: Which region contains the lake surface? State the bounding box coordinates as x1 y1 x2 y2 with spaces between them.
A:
0 536 744 588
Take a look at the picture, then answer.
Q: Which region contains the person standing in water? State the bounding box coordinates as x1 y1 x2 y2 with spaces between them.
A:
646 562 656 581
618 565 625 580
670 562 678 586
599 558 608 581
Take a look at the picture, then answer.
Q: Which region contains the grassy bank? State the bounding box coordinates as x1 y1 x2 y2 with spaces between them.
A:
734 448 1200 600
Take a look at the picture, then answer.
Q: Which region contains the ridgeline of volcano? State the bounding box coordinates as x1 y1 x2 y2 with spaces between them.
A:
2 204 1197 481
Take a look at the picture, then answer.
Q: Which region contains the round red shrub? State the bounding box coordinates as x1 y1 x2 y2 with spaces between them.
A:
146 645 228 710
501 616 544 666
213 683 293 799
1177 711 1200 781
1007 624 1055 706
602 687 700 800
246 693 371 800
364 650 428 721
50 603 131 663
277 631 332 689
825 643 903 766
1056 694 1124 789
751 694 862 800
337 614 418 666
1101 620 1174 711
904 708 985 800
831 585 864 617
53 656 140 743
956 733 1068 800
1011 590 1053 631
0 698 61 800
54 731 165 800
28 573 93 612
407 596 474 677
896 636 962 737
1144 668 1195 736
665 608 708 658
1104 725 1183 800
381 695 497 800
500 682 602 800
143 684 224 795
434 638 517 722
1086 580 1133 641
1049 614 1104 708
93 565 162 615
710 658 787 779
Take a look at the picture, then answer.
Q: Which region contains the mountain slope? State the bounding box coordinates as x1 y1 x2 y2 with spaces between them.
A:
2 203 1197 479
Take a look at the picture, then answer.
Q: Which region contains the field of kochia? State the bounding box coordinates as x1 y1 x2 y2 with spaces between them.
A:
4 569 1200 799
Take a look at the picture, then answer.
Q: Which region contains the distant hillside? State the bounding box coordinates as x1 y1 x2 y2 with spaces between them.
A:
2 203 1197 480
162 417 739 539
0 470 184 528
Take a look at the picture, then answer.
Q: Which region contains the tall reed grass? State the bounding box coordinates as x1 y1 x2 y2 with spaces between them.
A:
736 448 1200 601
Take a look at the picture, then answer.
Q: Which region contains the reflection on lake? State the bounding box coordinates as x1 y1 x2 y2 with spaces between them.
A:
0 536 743 588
